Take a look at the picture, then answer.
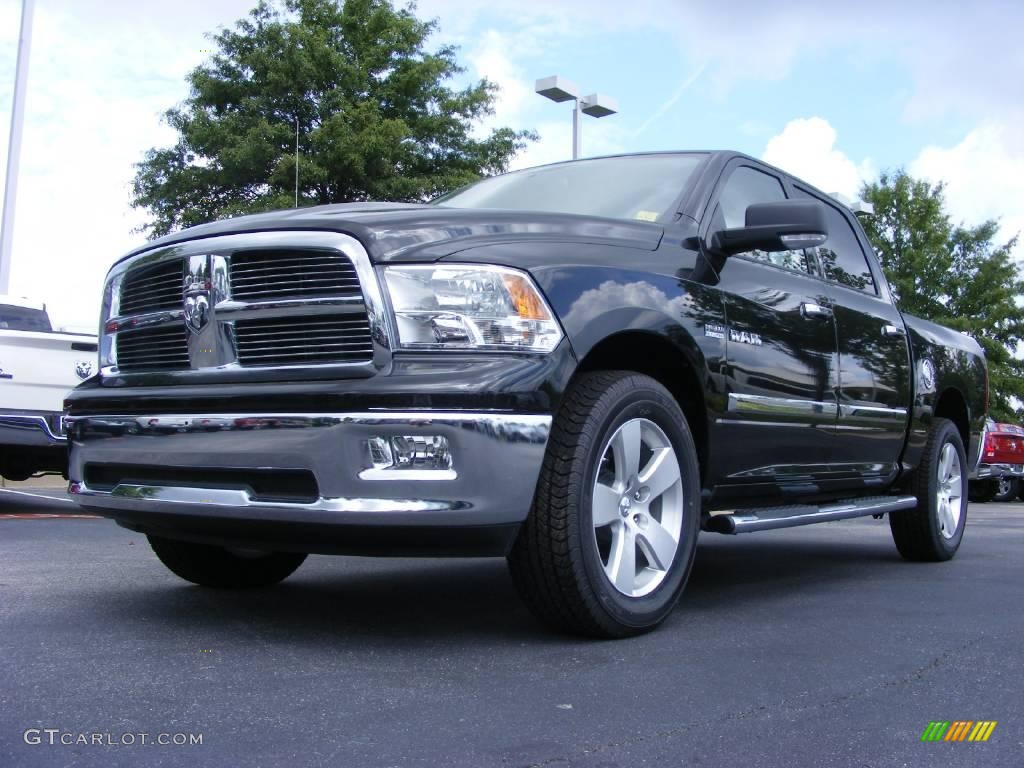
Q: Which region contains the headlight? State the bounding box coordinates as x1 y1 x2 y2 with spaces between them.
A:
98 271 124 370
382 265 562 352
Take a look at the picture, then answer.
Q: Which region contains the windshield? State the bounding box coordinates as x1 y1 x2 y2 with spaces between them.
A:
434 153 707 223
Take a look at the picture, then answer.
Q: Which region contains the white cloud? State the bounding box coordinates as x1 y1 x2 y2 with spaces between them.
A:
762 117 874 199
465 30 532 136
911 124 1024 245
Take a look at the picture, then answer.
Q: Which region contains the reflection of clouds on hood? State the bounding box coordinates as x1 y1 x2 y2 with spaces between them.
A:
562 280 693 328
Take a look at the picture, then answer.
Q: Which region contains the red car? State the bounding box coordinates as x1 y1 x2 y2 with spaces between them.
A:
971 420 1024 502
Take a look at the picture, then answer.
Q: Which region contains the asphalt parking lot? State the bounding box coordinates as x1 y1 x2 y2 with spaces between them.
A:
1 489 1021 768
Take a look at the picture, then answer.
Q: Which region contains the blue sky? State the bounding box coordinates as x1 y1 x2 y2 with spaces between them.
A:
1 0 1022 329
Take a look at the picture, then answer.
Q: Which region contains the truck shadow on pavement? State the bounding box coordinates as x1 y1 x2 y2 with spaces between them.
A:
98 529 905 643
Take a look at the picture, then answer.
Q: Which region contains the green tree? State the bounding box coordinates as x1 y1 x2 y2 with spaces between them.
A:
861 170 1023 422
132 0 533 237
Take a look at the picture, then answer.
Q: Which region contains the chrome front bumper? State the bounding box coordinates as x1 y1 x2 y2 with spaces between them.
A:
0 410 66 447
66 411 551 531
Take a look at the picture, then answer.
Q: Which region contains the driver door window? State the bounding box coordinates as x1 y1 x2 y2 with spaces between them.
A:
712 166 814 275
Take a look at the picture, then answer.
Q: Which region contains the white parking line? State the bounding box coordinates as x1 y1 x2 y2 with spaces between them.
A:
0 488 75 504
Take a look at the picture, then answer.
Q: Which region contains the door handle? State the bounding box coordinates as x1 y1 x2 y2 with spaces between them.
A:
881 324 906 337
800 302 832 319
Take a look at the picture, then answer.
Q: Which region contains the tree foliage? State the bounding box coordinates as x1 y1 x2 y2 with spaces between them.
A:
860 170 1023 422
132 0 534 237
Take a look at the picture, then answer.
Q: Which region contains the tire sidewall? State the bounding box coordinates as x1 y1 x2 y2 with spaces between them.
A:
994 477 1017 502
923 422 968 556
575 380 700 630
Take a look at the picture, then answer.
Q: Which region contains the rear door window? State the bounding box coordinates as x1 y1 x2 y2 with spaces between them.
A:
792 187 876 293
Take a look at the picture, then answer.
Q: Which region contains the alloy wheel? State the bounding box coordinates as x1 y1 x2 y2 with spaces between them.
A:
936 442 963 539
592 418 684 597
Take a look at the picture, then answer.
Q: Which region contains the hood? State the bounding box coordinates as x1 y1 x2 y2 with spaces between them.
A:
117 202 664 265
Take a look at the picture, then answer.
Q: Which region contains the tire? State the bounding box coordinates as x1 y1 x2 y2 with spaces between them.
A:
969 479 997 503
507 371 701 638
148 536 307 588
992 476 1018 503
889 418 967 562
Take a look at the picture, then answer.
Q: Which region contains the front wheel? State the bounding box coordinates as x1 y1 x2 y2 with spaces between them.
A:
889 418 967 561
148 536 307 588
507 371 701 638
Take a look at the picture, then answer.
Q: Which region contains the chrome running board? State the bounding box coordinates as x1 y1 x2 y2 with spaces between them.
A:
705 495 918 535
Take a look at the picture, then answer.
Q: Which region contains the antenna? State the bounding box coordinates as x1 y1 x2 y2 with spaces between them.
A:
294 117 299 208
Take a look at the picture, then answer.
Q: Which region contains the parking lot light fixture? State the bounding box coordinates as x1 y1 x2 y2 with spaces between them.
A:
534 76 618 160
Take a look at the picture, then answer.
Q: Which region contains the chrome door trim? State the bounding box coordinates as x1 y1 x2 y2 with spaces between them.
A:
727 393 838 418
836 402 910 432
838 403 909 418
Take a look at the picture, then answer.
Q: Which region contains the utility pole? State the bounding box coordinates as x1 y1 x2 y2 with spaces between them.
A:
295 118 299 208
0 0 36 294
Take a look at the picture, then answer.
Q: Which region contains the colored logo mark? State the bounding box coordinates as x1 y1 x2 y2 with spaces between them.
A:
921 721 997 742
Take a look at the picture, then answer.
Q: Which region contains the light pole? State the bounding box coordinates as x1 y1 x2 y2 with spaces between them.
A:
1 0 35 295
534 76 618 160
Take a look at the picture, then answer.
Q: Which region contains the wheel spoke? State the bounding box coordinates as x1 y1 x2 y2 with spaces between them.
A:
636 517 678 571
938 500 951 533
607 524 636 594
612 420 642 485
592 483 622 528
937 446 951 482
639 447 681 501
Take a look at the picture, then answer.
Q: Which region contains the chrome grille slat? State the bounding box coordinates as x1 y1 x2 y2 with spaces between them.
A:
231 275 360 285
230 261 356 273
234 314 372 367
119 260 183 314
116 325 190 372
229 249 361 302
229 285 362 300
235 342 374 353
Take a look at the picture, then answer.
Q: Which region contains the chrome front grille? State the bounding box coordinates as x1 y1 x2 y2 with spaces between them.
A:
235 315 373 367
116 326 190 372
229 250 361 301
119 259 182 315
101 232 388 379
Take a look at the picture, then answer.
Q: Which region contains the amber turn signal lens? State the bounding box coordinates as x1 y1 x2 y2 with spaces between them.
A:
501 273 550 320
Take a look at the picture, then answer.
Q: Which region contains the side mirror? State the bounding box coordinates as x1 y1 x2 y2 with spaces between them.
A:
710 200 829 257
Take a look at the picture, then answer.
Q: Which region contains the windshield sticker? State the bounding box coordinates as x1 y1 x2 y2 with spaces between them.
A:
633 210 659 222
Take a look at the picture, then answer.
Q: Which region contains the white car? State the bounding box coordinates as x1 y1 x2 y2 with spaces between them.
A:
0 296 97 480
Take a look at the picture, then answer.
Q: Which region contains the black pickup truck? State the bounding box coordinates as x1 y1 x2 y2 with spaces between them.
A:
66 151 986 637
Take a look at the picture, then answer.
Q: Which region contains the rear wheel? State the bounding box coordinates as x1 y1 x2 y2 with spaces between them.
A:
992 476 1018 503
890 418 967 561
507 371 701 638
148 536 307 588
